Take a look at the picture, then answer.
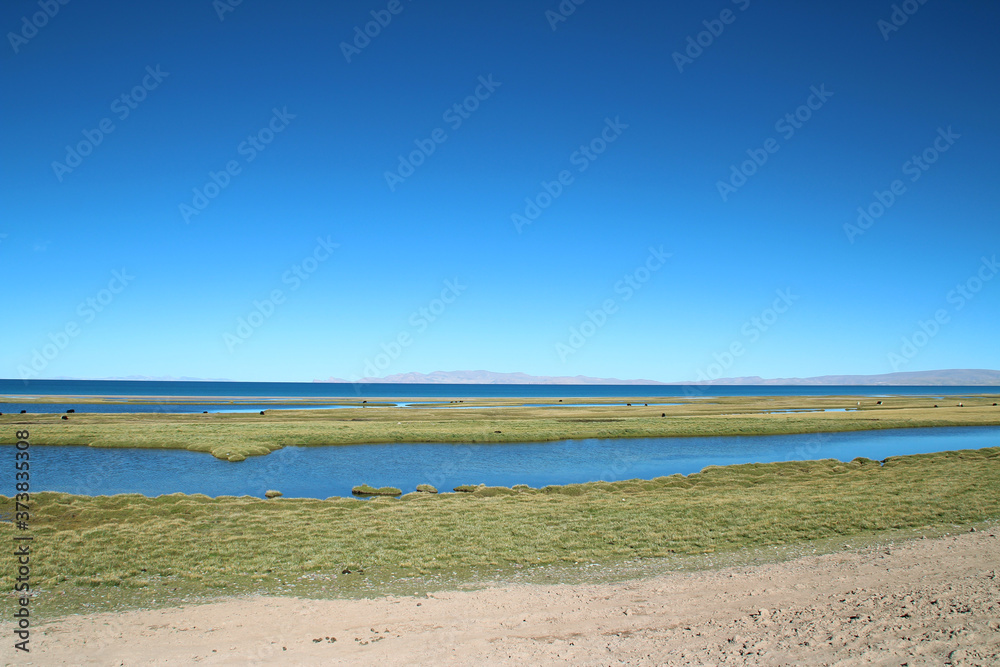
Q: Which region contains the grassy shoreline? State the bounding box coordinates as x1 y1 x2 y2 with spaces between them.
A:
2 445 998 618
2 394 999 461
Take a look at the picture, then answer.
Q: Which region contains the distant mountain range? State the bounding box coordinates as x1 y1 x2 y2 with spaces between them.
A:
684 369 1000 386
319 370 664 385
41 369 1000 386
319 369 1000 386
73 375 236 382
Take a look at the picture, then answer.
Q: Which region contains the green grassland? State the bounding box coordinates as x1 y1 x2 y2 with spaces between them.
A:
2 394 998 618
2 394 999 461
2 446 999 618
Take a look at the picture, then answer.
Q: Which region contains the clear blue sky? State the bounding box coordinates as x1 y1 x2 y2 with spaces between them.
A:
2 0 998 382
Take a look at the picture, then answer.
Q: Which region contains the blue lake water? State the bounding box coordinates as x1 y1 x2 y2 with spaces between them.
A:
25 426 1000 499
0 402 357 414
0 401 681 414
3 379 998 399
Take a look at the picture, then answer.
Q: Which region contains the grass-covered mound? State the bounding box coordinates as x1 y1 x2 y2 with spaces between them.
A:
351 484 402 497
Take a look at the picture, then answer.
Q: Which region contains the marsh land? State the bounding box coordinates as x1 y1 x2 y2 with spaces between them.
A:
3 393 999 461
2 444 998 618
2 392 998 665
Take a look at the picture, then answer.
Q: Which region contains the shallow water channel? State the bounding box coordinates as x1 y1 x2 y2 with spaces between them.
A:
22 426 999 499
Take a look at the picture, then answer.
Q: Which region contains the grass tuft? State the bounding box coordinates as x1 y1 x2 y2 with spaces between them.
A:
351 484 402 497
